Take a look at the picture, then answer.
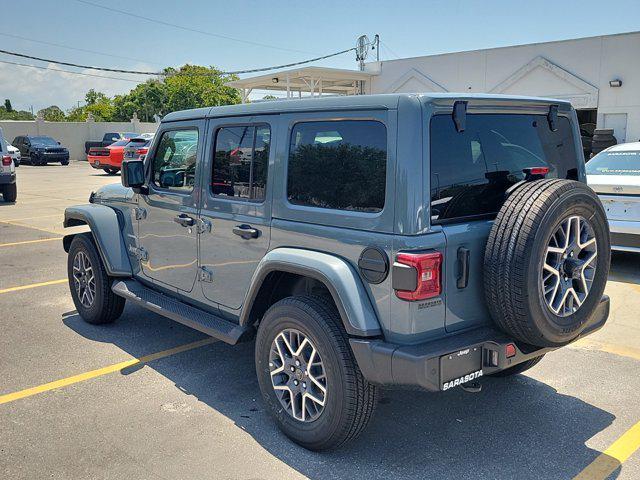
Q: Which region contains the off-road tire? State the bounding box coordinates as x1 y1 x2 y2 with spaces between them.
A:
67 234 125 325
484 179 610 347
255 295 378 451
2 183 17 202
491 355 545 377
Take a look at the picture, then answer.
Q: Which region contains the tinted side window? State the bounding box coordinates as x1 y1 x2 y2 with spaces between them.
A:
287 120 387 212
152 129 199 193
430 114 578 223
212 125 270 201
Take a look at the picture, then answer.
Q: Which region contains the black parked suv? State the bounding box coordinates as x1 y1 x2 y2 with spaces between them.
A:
13 135 69 166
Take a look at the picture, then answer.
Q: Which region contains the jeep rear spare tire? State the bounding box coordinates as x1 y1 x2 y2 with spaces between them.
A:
484 179 610 347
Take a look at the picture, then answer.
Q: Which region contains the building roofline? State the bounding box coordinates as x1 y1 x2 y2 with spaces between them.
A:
367 30 640 65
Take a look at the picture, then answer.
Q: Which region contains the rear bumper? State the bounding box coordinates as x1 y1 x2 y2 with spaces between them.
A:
350 295 610 391
0 173 16 184
88 157 112 169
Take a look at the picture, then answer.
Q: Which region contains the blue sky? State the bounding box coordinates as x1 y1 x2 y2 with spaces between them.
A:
1 0 639 111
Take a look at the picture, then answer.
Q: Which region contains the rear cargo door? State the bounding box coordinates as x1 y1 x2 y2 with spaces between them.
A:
429 109 580 332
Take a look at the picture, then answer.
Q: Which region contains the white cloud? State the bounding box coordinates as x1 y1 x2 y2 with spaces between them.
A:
0 61 157 112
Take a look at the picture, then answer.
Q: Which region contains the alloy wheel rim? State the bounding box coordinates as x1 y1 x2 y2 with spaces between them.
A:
269 328 327 422
542 215 597 317
73 251 96 308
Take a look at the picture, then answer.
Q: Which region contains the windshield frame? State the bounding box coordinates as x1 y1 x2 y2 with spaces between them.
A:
30 136 59 146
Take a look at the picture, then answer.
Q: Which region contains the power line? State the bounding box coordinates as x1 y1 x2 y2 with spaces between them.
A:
0 58 147 83
0 47 357 77
75 0 317 56
0 32 163 66
380 40 401 59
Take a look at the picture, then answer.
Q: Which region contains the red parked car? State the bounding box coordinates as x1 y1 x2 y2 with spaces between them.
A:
87 140 129 175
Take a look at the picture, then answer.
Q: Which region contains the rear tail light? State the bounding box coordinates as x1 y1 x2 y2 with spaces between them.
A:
393 251 443 301
136 148 148 155
2 155 12 166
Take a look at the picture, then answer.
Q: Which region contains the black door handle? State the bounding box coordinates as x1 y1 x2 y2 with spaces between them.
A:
233 224 259 239
174 214 195 227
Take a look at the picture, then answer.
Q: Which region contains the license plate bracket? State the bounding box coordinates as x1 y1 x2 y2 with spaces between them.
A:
440 346 483 390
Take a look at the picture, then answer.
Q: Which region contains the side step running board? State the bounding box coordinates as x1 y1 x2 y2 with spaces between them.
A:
112 279 248 345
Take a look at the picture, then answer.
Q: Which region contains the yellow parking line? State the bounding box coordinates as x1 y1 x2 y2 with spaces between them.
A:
1 219 61 235
0 213 61 223
0 237 62 248
571 339 640 362
0 278 67 294
0 338 216 405
574 420 640 479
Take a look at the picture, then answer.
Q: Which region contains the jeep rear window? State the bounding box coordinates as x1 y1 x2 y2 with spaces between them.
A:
287 120 387 213
430 113 578 223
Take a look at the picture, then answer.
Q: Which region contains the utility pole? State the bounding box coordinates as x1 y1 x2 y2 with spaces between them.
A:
374 34 380 62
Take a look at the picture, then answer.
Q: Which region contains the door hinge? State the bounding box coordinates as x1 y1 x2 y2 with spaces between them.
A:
197 218 212 234
133 207 147 220
199 266 214 283
129 245 148 261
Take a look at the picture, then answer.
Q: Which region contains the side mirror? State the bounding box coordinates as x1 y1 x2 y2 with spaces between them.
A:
121 160 147 193
57 141 61 145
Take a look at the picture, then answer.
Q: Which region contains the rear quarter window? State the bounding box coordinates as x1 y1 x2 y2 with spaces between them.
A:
430 113 578 223
287 120 387 213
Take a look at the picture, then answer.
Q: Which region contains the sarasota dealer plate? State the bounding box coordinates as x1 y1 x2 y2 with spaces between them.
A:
440 346 483 390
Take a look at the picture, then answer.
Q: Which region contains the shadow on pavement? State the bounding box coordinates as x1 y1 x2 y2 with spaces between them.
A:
63 304 616 480
609 251 640 285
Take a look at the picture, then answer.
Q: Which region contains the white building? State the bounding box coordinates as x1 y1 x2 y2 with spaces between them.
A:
229 31 640 145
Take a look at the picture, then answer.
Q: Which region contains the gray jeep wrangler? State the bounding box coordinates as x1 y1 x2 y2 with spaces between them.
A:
63 93 611 450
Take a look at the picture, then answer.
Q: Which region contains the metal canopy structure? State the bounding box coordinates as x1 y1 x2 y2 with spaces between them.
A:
225 66 376 102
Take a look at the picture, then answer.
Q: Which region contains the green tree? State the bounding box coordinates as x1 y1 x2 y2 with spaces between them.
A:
113 79 167 122
85 89 110 105
0 106 34 120
163 65 240 113
38 105 65 122
4 99 12 112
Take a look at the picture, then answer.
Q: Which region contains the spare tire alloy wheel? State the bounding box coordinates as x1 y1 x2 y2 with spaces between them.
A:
484 179 610 347
269 328 327 422
72 250 96 308
543 216 597 316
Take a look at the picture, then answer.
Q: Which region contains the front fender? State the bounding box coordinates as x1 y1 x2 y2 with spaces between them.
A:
63 204 132 277
241 248 382 337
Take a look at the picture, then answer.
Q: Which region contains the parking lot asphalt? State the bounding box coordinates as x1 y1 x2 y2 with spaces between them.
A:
1 161 639 479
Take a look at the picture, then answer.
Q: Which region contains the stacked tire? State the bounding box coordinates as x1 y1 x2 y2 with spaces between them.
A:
591 129 617 156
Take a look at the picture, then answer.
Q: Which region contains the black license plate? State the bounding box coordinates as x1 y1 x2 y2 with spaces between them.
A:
440 346 483 390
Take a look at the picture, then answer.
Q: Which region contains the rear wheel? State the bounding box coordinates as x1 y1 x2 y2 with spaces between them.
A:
2 183 17 202
105 167 119 175
61 159 69 166
67 234 125 325
255 295 378 451
491 355 545 377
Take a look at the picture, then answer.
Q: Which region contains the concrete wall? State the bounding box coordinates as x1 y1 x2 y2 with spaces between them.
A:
0 116 158 160
366 31 640 144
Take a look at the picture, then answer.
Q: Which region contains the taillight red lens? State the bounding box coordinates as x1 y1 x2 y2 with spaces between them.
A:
394 251 443 301
2 155 12 166
136 148 148 155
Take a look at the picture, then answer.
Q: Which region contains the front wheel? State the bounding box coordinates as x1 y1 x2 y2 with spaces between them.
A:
61 159 69 166
104 167 119 175
67 234 125 324
255 296 378 451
